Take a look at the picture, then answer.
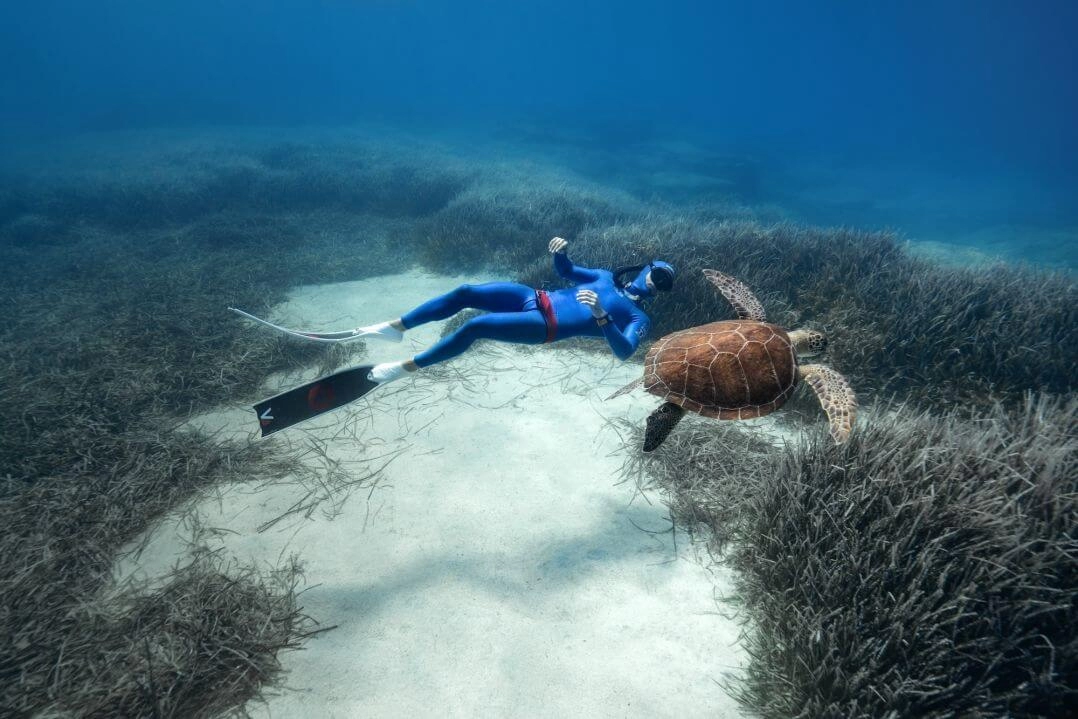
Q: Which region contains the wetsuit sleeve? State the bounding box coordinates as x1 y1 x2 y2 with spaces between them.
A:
601 310 650 361
553 252 603 284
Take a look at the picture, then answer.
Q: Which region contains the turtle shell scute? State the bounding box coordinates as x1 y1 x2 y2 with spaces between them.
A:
642 321 798 418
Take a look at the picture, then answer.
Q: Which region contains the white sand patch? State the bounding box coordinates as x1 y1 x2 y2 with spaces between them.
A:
117 269 756 718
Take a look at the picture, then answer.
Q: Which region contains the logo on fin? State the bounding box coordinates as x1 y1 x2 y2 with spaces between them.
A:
307 383 336 412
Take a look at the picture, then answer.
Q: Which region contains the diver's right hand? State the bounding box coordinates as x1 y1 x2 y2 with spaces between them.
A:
549 237 568 254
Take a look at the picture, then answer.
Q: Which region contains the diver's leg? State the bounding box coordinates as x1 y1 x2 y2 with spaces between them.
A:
415 311 547 368
369 312 546 383
357 283 533 343
400 283 536 328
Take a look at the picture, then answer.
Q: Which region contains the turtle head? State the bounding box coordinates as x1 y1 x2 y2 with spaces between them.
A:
789 328 828 357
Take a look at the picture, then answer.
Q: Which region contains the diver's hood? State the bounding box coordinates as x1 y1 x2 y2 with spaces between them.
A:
616 260 676 300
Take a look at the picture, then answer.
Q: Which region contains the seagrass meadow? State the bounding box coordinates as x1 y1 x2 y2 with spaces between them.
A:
1 130 1074 717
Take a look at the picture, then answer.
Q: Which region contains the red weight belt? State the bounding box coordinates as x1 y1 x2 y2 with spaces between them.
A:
535 290 557 343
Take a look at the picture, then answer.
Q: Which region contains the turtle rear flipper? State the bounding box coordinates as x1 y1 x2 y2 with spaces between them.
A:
607 377 643 400
644 402 687 452
799 364 857 443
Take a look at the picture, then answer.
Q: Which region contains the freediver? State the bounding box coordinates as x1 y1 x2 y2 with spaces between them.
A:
359 237 676 383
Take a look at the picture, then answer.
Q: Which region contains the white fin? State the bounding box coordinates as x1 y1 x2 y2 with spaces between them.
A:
354 321 404 343
368 361 409 384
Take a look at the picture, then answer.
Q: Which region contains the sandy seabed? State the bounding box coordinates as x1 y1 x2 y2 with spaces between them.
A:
116 269 763 718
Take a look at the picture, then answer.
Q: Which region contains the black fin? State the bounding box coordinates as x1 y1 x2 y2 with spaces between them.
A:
253 364 378 437
643 402 687 452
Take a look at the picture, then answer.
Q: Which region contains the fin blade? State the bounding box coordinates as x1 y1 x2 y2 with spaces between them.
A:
253 364 378 437
230 307 361 342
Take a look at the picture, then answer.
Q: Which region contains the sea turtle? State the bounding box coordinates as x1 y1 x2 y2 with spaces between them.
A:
610 269 856 451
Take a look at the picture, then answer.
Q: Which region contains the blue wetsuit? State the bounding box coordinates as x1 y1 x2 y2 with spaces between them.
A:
401 253 651 368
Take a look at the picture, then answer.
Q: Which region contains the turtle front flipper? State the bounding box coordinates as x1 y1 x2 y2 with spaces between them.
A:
644 402 687 452
798 364 857 444
703 269 768 322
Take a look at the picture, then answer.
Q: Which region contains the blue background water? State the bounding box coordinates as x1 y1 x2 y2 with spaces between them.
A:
3 0 1075 265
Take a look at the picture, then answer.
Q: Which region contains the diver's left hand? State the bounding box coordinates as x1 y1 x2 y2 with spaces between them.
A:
576 289 607 318
549 237 569 254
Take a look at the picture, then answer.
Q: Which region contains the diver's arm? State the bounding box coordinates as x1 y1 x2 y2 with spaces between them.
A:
549 237 602 284
599 313 647 361
576 289 647 360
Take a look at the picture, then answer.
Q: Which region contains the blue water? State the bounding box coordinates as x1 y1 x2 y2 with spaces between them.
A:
2 0 1076 266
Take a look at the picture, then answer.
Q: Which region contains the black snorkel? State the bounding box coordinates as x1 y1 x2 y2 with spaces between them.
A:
612 263 648 291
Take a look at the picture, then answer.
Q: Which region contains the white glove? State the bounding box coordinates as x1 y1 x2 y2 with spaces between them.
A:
576 289 607 318
549 237 568 254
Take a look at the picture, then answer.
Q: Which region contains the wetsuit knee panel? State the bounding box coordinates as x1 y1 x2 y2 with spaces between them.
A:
458 313 498 338
450 284 478 302
462 312 547 343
